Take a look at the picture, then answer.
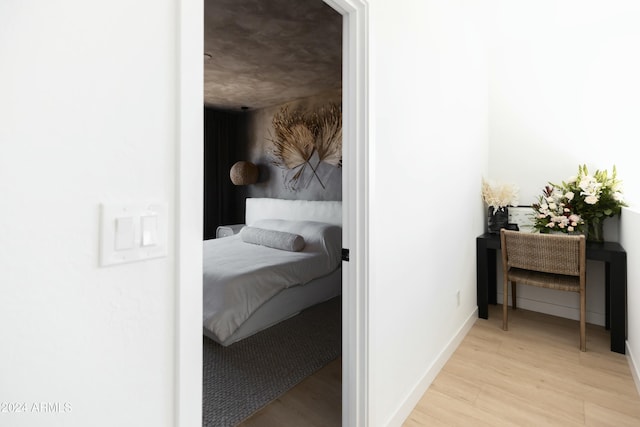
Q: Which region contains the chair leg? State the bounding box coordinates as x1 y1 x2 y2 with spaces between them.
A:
511 281 517 310
580 290 586 352
503 279 509 331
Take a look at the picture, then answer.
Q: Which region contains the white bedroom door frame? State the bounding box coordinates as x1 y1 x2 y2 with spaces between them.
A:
323 0 369 425
176 0 369 425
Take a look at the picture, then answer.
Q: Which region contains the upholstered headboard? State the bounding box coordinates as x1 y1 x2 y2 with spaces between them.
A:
245 198 342 226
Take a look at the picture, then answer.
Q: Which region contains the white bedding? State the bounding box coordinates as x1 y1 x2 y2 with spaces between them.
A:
203 219 342 343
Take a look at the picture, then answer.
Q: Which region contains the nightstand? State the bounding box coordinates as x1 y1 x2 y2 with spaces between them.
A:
216 224 245 238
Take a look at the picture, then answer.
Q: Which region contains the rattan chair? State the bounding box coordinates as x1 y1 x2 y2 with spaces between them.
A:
500 229 587 351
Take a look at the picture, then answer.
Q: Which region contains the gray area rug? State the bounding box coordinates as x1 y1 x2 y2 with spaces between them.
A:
202 296 341 427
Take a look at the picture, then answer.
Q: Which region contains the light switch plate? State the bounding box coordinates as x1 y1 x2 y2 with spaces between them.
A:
100 202 168 266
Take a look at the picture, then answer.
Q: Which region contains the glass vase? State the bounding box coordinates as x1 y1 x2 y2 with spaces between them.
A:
488 206 509 234
586 217 604 243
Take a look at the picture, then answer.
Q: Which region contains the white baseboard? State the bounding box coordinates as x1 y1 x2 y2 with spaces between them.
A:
628 342 640 397
385 308 478 427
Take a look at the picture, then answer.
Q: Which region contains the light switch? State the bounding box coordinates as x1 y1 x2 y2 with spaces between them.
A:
115 217 135 250
100 202 168 267
141 215 158 247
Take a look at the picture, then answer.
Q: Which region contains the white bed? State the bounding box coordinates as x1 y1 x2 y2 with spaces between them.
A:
203 198 342 346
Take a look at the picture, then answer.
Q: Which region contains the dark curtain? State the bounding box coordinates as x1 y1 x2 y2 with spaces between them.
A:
203 107 245 240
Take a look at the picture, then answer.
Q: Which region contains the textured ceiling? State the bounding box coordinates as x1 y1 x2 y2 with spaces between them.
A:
204 0 342 110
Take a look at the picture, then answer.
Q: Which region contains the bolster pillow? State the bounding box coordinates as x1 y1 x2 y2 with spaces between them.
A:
240 226 305 252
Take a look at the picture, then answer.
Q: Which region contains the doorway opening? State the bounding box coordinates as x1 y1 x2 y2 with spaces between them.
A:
202 1 342 424
175 0 368 425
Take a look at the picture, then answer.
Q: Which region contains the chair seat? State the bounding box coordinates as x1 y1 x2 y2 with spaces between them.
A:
508 267 580 292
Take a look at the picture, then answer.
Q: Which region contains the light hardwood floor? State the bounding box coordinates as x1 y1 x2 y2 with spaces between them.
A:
406 304 640 426
240 304 640 426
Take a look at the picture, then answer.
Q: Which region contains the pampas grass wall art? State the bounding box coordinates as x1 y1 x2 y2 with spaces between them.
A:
269 103 342 191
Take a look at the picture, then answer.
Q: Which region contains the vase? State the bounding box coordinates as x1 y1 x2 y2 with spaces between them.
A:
585 217 604 243
488 206 509 234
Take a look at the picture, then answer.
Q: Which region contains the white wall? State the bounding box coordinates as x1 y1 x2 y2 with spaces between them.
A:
488 0 640 205
368 0 488 425
0 1 180 426
488 0 640 326
621 208 640 391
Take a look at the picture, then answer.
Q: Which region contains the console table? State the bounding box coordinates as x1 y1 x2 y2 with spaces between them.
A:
476 233 627 354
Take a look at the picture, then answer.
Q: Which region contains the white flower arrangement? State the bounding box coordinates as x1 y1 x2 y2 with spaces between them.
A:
532 185 584 233
532 165 626 239
553 164 626 222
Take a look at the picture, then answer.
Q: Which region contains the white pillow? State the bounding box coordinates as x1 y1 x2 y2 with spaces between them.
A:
249 219 342 265
240 226 305 252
